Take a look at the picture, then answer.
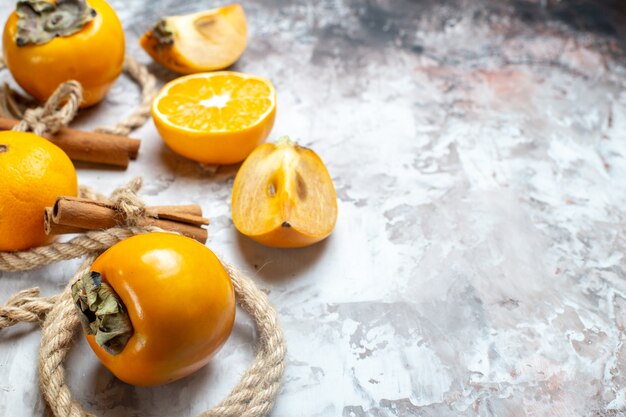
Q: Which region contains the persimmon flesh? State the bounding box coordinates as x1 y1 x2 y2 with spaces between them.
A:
232 138 337 248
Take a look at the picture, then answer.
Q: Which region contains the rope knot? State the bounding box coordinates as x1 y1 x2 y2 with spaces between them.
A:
109 177 151 226
12 80 83 137
0 288 58 329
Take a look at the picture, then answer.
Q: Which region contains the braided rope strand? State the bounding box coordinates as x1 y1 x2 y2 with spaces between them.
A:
0 55 157 137
0 228 147 272
95 57 157 136
0 180 286 417
39 256 97 417
33 256 287 417
0 47 284 415
12 80 83 136
0 287 58 330
201 265 287 417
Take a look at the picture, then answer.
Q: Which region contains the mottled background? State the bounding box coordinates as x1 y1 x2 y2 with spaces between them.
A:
1 0 626 416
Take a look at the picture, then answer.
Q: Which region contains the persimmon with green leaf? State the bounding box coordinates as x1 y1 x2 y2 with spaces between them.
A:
3 0 125 107
72 233 236 386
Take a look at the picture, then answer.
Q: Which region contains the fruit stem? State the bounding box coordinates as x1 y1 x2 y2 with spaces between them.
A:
151 18 175 46
71 271 132 355
0 144 7 153
15 0 96 47
275 136 296 147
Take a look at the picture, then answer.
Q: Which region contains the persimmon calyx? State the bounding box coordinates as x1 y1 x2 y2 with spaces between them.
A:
15 0 96 47
149 19 175 46
71 271 132 355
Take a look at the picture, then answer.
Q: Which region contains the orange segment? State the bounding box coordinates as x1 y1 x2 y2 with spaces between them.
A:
232 138 338 248
152 71 276 165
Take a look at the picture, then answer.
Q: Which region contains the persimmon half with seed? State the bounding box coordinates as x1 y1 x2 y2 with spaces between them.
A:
232 138 337 248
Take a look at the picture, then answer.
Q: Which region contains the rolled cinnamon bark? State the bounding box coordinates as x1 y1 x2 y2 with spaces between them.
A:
46 197 209 243
137 218 208 243
0 117 140 168
51 197 123 230
44 207 87 235
150 205 203 217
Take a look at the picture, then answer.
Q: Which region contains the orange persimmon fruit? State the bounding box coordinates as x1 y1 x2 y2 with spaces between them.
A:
73 233 236 386
0 131 78 251
152 71 276 165
232 137 338 248
3 0 125 107
140 4 247 74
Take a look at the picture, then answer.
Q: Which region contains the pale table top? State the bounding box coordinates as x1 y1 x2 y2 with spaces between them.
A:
1 0 625 416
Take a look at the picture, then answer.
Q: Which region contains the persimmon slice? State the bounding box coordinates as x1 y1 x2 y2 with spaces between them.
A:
232 138 337 248
140 4 247 74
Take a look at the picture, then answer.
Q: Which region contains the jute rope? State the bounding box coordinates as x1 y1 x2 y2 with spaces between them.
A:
0 55 157 136
0 58 286 416
0 287 58 329
0 180 287 417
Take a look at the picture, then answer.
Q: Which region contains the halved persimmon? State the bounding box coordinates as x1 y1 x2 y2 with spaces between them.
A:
232 137 337 248
140 4 247 74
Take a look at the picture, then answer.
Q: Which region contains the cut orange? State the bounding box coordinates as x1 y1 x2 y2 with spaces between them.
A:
152 71 276 165
140 4 247 74
231 137 337 248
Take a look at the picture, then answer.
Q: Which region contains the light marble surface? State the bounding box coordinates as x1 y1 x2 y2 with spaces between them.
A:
1 0 626 416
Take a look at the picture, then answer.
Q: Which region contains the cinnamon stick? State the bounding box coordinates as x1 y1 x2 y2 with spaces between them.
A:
150 205 203 217
44 207 87 235
0 117 140 168
46 197 209 244
137 218 208 243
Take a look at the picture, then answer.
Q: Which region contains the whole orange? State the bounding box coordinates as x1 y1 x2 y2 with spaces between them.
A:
0 132 78 251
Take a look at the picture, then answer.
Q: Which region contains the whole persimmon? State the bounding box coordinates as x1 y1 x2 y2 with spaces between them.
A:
3 0 125 107
72 233 236 386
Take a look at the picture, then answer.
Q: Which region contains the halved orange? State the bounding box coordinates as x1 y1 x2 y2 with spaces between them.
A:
232 137 337 248
151 71 276 165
